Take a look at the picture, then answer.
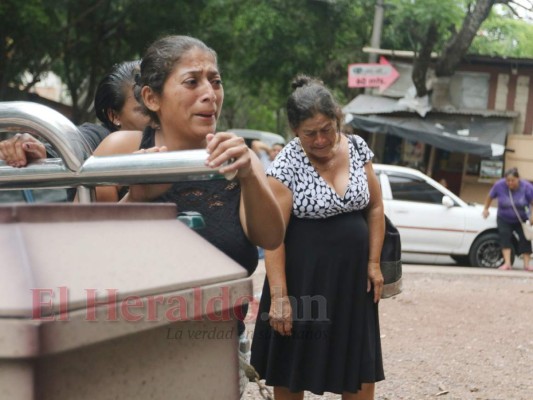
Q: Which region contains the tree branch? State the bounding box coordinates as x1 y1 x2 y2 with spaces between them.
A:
435 0 496 77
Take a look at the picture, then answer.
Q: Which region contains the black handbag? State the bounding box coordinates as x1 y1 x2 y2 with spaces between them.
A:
380 215 402 298
348 134 402 298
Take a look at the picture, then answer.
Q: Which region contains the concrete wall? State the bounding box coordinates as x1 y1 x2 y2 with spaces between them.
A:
513 75 530 135
460 176 494 204
494 73 509 111
505 134 533 181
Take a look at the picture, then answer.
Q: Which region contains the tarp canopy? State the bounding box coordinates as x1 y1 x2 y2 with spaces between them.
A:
346 114 509 157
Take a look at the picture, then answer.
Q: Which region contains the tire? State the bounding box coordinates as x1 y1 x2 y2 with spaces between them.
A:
468 232 515 268
450 255 470 265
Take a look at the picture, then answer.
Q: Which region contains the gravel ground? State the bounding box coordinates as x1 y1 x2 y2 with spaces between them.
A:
242 262 533 400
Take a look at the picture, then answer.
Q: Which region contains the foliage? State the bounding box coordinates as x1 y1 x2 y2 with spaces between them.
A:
382 0 533 58
381 0 467 53
0 0 59 96
48 0 140 122
2 0 533 128
223 0 374 133
470 8 533 57
380 0 533 97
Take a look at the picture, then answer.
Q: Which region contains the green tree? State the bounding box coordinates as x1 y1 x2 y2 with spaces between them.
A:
49 0 151 123
1 0 376 130
4 0 533 127
382 0 533 102
470 9 533 57
0 0 59 97
1 0 208 123
210 0 377 134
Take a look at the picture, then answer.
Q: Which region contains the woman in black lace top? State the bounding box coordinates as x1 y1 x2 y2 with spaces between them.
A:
91 35 284 273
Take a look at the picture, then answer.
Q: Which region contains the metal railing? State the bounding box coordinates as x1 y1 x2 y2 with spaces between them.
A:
0 102 90 171
0 102 232 203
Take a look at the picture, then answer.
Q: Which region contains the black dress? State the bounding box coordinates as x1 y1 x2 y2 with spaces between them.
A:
139 126 258 276
250 135 384 395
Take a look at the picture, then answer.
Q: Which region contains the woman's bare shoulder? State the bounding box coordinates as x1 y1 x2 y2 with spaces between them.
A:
93 130 143 156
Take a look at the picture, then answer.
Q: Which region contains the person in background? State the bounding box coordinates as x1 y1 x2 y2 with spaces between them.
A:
0 60 149 166
482 167 533 271
251 140 284 171
270 142 284 157
93 60 149 138
251 75 385 400
250 140 285 259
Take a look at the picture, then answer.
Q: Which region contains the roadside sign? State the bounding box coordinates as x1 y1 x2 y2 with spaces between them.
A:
348 56 399 92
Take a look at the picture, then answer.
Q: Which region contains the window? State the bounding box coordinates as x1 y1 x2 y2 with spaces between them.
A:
388 174 444 204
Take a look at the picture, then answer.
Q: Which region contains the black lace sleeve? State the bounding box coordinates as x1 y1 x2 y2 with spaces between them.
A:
139 126 258 274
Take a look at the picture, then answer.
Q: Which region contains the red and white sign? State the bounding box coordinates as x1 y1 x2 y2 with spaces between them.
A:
348 56 399 92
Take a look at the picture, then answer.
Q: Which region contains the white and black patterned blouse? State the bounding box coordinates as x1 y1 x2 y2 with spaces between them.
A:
267 135 374 219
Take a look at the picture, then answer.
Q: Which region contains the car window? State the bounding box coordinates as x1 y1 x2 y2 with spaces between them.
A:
388 173 444 204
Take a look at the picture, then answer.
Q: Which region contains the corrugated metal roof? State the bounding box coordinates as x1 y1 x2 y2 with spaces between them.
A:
363 47 533 67
343 94 409 115
431 107 518 118
343 94 518 118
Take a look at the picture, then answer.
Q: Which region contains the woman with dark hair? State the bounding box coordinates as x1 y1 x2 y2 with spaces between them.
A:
94 60 148 134
482 167 533 271
92 38 284 372
0 61 149 166
92 34 284 274
251 75 385 399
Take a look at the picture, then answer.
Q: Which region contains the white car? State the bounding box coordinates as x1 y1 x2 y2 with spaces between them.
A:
374 164 506 268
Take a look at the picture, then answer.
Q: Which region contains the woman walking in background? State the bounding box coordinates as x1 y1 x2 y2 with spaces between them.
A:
482 167 533 271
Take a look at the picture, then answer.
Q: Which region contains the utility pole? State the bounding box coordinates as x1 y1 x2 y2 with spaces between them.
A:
367 0 385 150
368 0 385 63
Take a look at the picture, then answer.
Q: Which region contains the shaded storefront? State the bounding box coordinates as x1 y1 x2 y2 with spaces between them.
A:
343 95 516 202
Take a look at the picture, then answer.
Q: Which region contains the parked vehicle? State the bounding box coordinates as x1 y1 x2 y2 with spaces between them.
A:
375 164 509 268
229 128 286 147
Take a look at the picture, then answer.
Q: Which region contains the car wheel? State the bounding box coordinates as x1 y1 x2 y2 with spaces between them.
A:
468 232 514 268
450 255 470 265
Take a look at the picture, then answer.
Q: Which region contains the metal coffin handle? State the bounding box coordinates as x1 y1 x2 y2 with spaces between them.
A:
0 151 233 189
0 101 91 171
0 102 235 201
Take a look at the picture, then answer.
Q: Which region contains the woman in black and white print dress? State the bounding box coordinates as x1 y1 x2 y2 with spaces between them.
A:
251 75 385 400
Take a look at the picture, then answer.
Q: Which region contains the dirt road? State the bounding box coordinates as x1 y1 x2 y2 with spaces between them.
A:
242 263 533 400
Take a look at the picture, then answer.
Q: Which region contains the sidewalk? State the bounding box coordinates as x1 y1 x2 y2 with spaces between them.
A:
250 259 533 297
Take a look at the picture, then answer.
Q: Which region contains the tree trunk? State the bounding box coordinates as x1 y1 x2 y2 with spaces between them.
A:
412 21 438 98
431 76 453 109
435 0 495 77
